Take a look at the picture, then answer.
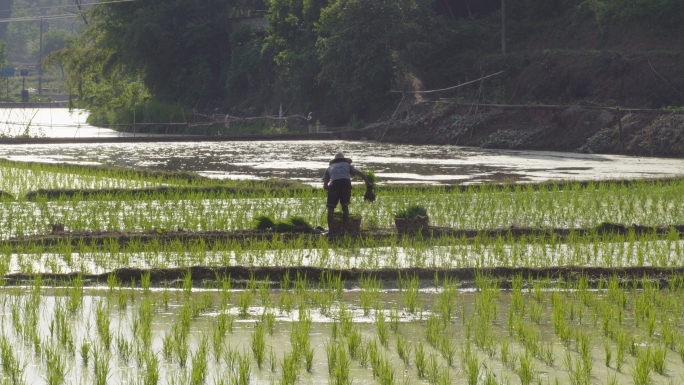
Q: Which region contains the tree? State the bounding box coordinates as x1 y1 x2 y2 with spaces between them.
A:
226 23 261 98
316 0 434 112
6 7 38 60
0 0 13 41
0 40 8 66
85 0 263 103
265 0 329 101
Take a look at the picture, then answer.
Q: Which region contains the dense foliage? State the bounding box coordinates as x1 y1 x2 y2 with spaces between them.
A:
44 0 684 126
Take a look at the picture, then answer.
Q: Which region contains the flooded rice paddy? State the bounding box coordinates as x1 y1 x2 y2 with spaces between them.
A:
0 184 681 238
3 276 684 385
3 109 684 384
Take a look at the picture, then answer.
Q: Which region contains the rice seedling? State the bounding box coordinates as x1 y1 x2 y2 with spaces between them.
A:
44 345 67 385
347 328 362 360
358 275 382 316
327 342 351 385
305 346 315 372
651 344 667 375
116 334 134 364
375 311 389 347
398 273 421 314
66 274 83 314
92 345 110 385
388 307 400 333
235 352 251 385
94 300 112 349
251 323 266 369
631 347 652 385
396 334 412 367
604 340 612 367
517 351 536 385
190 338 209 385
142 351 159 385
182 270 193 295
358 341 370 368
269 347 277 372
326 340 338 374
237 290 253 318
461 343 481 385
141 271 151 292
440 338 457 366
80 340 91 367
415 341 426 378
501 339 513 369
280 351 298 385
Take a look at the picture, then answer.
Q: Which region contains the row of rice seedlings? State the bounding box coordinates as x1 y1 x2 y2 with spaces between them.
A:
5 271 684 384
0 163 163 197
467 274 678 385
0 160 318 197
553 274 684 384
7 230 684 276
4 175 684 237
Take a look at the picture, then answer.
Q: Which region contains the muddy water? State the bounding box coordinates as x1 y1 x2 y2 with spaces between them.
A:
4 287 682 385
2 140 684 185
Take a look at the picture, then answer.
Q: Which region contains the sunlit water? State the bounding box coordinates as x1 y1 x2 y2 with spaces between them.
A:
1 108 684 185
8 240 683 275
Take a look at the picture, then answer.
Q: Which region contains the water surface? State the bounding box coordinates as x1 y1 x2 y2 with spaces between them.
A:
1 108 684 185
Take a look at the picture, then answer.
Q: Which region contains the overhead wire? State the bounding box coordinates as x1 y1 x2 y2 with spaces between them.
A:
0 0 137 14
0 0 138 23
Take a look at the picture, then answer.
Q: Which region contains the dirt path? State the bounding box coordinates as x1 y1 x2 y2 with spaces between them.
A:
4 223 681 250
5 265 682 288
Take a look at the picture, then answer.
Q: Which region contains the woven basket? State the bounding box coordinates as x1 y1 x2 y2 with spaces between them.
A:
394 216 429 234
329 215 362 233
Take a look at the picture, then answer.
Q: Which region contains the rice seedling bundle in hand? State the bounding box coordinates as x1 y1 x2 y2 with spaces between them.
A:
363 170 377 202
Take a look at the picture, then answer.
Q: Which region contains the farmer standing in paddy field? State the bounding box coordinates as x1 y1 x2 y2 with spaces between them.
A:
323 153 373 234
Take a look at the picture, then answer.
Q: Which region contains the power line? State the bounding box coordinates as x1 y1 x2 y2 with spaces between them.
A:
0 0 138 14
0 0 138 24
0 14 74 23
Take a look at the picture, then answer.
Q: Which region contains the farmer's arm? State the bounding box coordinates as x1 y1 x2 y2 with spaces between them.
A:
351 169 372 186
323 169 331 190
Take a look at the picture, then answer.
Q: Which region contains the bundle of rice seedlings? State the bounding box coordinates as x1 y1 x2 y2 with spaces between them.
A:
363 170 377 202
395 205 428 218
274 222 297 232
255 215 276 230
288 216 313 232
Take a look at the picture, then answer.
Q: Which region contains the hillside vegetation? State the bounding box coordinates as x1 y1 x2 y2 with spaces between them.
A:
45 0 684 128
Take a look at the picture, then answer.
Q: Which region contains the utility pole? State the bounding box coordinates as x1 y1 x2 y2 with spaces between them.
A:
501 0 506 55
38 18 43 95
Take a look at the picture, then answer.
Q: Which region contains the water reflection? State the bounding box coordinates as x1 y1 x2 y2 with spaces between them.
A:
1 108 683 184
0 107 154 138
1 139 684 185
